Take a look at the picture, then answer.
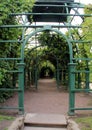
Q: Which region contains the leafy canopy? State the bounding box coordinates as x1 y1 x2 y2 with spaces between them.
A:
0 0 34 25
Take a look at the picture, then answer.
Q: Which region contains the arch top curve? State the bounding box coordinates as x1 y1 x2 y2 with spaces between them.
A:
24 27 69 46
23 27 73 62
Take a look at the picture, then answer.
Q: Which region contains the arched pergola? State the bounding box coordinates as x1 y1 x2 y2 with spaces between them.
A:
0 0 92 115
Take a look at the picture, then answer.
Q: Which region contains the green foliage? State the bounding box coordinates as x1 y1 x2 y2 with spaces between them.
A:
38 31 70 68
40 60 55 72
0 115 14 121
81 4 92 82
82 5 92 42
0 0 34 25
82 6 92 40
0 0 34 101
0 68 6 85
67 5 92 83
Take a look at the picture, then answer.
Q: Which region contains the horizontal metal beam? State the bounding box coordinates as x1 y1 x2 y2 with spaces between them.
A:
72 58 92 61
1 40 91 44
0 58 22 60
0 40 22 43
0 25 82 28
72 70 92 73
72 89 92 92
0 106 23 110
34 4 84 8
0 88 22 91
71 40 92 43
70 107 92 110
34 1 80 4
7 70 22 73
10 13 92 17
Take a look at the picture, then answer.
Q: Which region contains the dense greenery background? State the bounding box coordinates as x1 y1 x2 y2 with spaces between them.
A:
0 0 34 102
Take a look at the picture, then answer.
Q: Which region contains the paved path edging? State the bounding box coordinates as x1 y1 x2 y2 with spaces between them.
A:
8 116 80 130
8 116 24 130
67 119 80 130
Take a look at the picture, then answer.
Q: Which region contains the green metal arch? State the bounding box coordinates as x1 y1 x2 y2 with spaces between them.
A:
31 53 57 75
26 48 62 89
29 49 59 68
22 28 73 63
26 44 59 61
25 45 59 68
26 45 59 74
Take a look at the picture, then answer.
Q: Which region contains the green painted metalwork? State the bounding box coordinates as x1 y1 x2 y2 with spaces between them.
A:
56 59 60 89
71 89 92 92
26 46 60 89
85 68 90 89
70 40 92 43
68 63 77 115
34 66 38 89
70 107 92 111
0 107 23 110
8 12 92 17
0 24 83 28
0 89 22 91
7 70 22 73
0 1 92 115
33 4 84 8
73 58 92 61
17 63 25 114
0 58 21 60
0 40 22 43
23 27 73 62
24 45 42 89
78 73 81 88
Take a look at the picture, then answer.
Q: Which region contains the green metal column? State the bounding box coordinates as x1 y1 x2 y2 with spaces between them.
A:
85 68 89 89
54 70 56 79
34 66 38 89
56 60 60 89
17 62 25 114
78 73 81 88
68 63 76 115
56 68 60 88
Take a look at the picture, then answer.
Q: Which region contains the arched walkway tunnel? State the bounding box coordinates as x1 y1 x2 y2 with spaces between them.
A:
24 30 70 89
0 0 92 116
39 61 55 79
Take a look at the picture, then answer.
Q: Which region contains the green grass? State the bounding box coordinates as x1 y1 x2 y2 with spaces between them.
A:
4 128 8 130
0 115 15 130
75 117 92 130
0 115 14 121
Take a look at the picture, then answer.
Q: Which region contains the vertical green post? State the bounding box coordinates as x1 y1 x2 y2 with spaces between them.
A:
78 73 81 88
57 68 60 88
17 62 25 114
54 70 56 79
56 59 60 89
61 69 62 83
85 68 89 89
35 66 38 89
68 63 76 116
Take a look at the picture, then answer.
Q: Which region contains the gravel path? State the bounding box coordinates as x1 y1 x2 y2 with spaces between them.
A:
0 78 92 130
24 79 68 115
1 78 92 115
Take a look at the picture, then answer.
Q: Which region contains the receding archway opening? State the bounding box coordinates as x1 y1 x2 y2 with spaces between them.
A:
24 30 70 90
40 66 54 78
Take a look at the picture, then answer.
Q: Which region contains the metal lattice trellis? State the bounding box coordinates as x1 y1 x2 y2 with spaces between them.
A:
0 0 92 115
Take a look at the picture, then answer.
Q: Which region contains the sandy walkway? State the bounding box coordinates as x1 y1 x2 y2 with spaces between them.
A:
0 79 92 130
